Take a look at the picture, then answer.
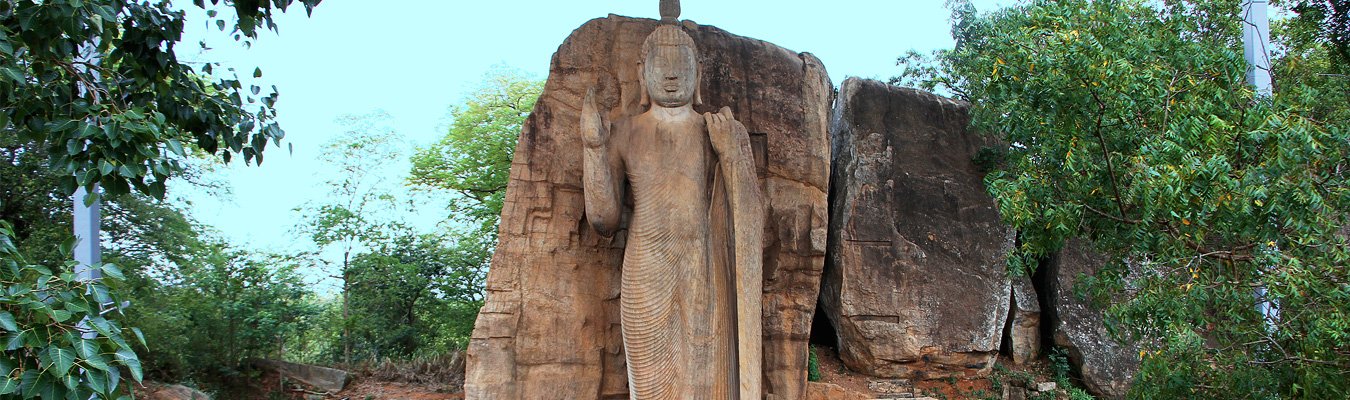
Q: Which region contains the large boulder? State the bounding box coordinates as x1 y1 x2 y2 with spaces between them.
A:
464 14 833 400
142 383 209 400
1043 239 1139 399
253 359 350 393
822 78 1013 379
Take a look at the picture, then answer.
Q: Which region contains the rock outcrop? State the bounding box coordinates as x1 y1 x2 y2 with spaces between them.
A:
804 382 868 400
464 14 832 400
1042 239 1139 399
253 359 350 393
1006 277 1041 365
142 383 210 400
822 78 1013 379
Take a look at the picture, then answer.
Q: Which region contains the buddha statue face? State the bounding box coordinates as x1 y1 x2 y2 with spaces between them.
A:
641 26 700 108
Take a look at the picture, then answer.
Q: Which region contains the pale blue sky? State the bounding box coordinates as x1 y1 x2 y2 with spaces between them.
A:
172 0 1006 253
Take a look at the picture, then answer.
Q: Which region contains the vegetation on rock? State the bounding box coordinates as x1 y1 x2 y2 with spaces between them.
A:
897 0 1349 397
410 70 543 238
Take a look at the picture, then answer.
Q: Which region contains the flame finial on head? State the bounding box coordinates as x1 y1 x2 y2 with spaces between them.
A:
659 0 680 23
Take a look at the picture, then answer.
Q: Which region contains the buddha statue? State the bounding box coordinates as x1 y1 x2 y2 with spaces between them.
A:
580 2 764 398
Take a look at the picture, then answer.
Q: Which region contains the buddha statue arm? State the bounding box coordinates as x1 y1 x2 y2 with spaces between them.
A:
705 106 764 399
581 88 625 236
706 107 762 211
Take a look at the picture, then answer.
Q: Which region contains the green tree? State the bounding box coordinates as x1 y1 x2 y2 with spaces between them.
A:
409 70 543 236
0 132 74 265
1 0 318 201
124 239 317 389
1277 0 1350 67
1274 0 1350 124
3 1 319 395
297 110 404 363
401 70 538 355
898 0 1349 397
0 218 146 399
346 227 486 357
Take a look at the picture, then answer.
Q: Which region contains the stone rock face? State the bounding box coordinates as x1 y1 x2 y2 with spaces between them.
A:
464 14 832 400
1007 277 1041 365
803 382 868 400
254 359 349 393
822 78 1013 379
1043 239 1139 399
143 383 209 400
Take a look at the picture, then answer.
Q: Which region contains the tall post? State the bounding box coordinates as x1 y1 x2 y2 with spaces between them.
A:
73 187 102 281
73 37 103 282
1243 0 1278 326
1243 0 1272 97
73 35 103 281
72 45 110 400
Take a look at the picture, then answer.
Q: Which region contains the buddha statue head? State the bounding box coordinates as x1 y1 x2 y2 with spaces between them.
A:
639 24 702 109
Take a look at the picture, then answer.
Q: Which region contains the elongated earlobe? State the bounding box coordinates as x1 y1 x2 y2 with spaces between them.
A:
694 76 703 107
639 62 651 108
693 61 703 106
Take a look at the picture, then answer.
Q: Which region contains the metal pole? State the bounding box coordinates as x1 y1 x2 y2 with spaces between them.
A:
73 37 103 282
73 186 102 280
1243 0 1279 326
1243 0 1272 97
72 39 111 398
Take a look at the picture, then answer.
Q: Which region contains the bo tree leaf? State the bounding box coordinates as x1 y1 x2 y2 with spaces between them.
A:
113 349 142 382
47 347 75 378
0 312 15 332
76 340 112 372
129 328 146 349
3 332 23 351
84 368 108 395
98 264 124 281
0 377 17 395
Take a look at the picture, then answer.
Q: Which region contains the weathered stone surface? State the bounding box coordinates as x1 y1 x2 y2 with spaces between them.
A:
254 359 350 393
1001 385 1027 400
804 382 869 400
143 383 209 400
866 378 912 395
822 78 1013 379
1035 381 1057 392
1006 277 1041 365
465 14 832 400
1043 239 1139 399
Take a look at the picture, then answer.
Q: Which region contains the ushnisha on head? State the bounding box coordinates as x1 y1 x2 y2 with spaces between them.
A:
639 24 702 109
659 0 680 23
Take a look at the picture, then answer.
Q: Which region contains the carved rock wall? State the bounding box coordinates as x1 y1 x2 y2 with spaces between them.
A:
464 14 832 400
822 77 1013 379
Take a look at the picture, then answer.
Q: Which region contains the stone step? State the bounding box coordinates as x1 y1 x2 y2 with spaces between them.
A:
867 379 913 394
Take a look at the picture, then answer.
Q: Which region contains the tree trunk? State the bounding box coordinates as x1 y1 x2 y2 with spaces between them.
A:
343 249 351 364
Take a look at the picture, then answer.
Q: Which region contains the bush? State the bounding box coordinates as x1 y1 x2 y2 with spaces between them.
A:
0 219 144 398
806 346 822 382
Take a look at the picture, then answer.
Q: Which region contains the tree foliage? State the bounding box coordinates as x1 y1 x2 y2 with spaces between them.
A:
1277 0 1350 67
2 0 319 394
0 0 317 202
299 111 404 254
58 189 319 391
0 219 145 399
898 0 1349 397
1 132 73 266
409 71 542 235
296 109 494 360
295 110 405 363
347 228 486 358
